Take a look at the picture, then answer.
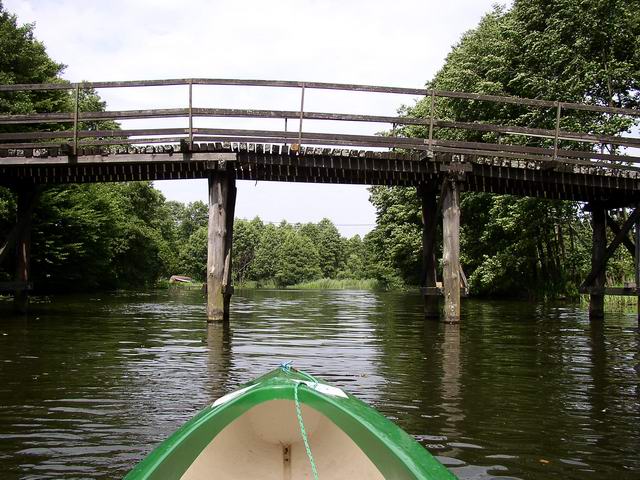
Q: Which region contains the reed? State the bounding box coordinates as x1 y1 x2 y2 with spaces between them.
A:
287 278 380 290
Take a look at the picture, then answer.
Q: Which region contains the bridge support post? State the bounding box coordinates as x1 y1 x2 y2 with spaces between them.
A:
207 170 236 322
589 203 606 319
442 178 461 323
635 204 640 322
14 185 36 313
419 186 439 318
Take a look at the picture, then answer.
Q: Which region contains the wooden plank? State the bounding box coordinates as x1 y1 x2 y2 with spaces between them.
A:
442 179 461 323
0 108 640 151
434 119 640 149
580 286 639 295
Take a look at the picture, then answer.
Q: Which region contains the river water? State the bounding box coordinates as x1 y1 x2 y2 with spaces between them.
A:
0 289 638 479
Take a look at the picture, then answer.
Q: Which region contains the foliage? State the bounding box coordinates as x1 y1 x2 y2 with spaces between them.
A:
1 0 639 298
28 183 176 291
0 2 67 119
365 0 640 298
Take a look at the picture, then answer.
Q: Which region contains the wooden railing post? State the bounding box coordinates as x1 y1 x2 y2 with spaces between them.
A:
295 82 305 152
73 84 80 155
188 79 193 147
553 102 562 160
428 90 435 152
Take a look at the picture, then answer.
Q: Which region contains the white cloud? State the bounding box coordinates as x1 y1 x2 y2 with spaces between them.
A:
4 0 505 237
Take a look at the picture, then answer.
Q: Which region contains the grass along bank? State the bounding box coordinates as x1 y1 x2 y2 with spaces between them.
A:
233 278 381 290
579 294 638 314
287 278 381 290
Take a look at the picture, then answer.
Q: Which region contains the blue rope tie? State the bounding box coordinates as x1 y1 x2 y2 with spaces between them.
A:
294 381 319 480
280 361 293 372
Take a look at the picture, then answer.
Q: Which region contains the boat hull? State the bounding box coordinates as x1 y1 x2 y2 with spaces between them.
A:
125 368 457 480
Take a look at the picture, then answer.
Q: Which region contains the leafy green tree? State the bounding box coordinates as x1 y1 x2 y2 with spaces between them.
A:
253 223 289 283
274 230 322 287
299 218 345 278
364 186 422 286
369 0 639 297
0 2 67 120
338 235 366 279
174 201 208 239
177 225 208 280
232 217 264 284
29 182 178 291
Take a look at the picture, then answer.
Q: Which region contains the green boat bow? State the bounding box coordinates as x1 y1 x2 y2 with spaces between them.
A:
125 367 457 479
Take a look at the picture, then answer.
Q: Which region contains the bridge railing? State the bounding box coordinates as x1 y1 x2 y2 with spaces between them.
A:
0 78 638 172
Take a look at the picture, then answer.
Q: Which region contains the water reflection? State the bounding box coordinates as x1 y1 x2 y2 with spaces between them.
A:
0 291 638 479
206 322 231 398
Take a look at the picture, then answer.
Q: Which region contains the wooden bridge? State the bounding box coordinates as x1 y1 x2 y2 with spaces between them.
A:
1 78 639 321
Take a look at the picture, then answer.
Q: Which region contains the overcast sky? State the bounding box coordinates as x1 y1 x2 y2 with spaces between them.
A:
5 0 505 237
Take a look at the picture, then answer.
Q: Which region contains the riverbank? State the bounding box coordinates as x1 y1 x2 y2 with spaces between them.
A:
158 278 383 290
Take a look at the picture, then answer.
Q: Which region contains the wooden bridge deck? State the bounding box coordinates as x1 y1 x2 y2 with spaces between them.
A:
1 142 639 205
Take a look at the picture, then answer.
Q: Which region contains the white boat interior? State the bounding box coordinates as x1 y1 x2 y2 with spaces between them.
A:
180 399 385 479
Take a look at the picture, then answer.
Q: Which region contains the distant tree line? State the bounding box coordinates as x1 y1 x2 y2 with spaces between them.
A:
169 204 376 287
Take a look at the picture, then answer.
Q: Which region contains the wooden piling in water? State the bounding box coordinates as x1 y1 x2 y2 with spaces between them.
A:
222 177 237 322
635 204 640 322
14 185 34 313
589 203 606 319
419 186 439 318
207 170 235 322
442 179 460 323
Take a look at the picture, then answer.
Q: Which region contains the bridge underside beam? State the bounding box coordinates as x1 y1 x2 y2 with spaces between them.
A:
0 145 639 205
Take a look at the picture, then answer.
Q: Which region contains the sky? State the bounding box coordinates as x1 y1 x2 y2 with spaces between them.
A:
5 0 505 237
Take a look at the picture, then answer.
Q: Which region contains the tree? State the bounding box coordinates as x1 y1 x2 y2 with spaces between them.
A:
0 2 67 120
369 0 639 297
364 186 423 286
338 235 367 279
232 217 264 284
299 218 345 278
274 230 322 287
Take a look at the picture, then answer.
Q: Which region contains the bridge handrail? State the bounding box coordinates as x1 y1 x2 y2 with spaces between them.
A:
0 78 637 117
0 107 638 150
0 78 638 175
